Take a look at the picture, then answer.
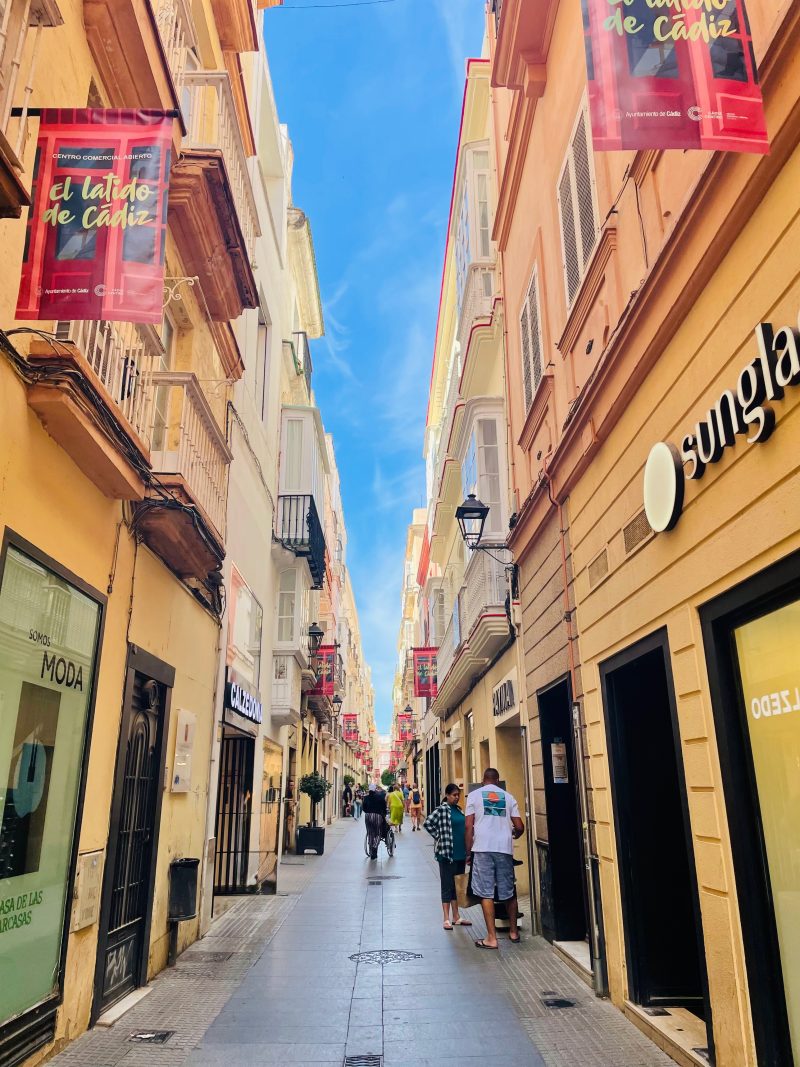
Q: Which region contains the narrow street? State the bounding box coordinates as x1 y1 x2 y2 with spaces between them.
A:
48 820 675 1067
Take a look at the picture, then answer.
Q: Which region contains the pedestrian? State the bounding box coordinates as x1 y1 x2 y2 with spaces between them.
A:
388 783 405 833
362 782 389 859
402 780 410 814
423 783 473 930
353 785 364 819
465 768 525 949
408 782 424 830
342 781 353 818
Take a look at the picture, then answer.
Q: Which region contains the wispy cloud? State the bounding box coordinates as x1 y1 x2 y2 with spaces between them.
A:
433 0 480 90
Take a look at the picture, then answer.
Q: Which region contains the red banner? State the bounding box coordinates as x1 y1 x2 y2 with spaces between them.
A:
398 711 414 742
582 0 768 153
17 109 173 323
343 714 358 742
310 646 336 697
413 648 438 698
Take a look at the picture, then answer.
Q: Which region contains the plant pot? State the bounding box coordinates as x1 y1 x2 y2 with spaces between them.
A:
296 824 325 855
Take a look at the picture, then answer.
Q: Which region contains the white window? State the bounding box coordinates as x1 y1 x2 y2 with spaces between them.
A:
455 146 492 314
228 566 263 688
277 569 296 643
433 587 446 645
462 417 503 536
520 265 544 412
255 320 269 421
284 418 303 492
558 103 598 307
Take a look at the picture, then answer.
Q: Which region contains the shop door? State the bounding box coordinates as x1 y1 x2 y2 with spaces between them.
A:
214 732 254 894
94 659 170 1019
602 633 711 1038
256 740 283 891
538 678 588 944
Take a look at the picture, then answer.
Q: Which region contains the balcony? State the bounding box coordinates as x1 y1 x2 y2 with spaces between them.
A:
271 654 303 728
457 263 495 358
275 494 326 590
26 319 164 499
169 71 259 321
433 551 511 715
132 371 232 581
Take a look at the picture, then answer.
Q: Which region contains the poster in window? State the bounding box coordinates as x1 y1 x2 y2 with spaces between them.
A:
551 741 569 784
15 109 173 323
581 0 768 153
0 546 101 1029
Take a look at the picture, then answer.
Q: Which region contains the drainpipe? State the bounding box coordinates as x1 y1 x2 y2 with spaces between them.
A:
540 455 604 995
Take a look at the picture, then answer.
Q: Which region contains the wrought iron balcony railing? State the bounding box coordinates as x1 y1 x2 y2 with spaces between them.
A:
276 494 326 589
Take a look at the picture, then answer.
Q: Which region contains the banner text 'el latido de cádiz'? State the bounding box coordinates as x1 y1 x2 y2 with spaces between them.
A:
16 109 173 324
582 0 769 153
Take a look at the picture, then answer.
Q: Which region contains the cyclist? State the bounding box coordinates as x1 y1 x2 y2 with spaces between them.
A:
362 782 388 859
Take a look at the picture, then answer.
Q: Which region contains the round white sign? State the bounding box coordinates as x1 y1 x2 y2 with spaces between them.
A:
643 441 685 533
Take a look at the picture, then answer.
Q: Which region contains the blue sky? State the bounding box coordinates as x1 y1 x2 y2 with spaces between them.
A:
265 0 484 731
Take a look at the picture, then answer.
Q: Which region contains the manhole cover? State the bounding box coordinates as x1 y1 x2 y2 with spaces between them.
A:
349 949 423 965
344 1057 382 1067
129 1031 174 1044
541 997 575 1009
185 952 233 963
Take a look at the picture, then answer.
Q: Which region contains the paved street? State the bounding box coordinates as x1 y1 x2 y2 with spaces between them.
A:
50 819 675 1067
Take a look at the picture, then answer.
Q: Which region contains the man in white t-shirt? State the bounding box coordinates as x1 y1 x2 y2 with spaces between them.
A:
465 767 525 950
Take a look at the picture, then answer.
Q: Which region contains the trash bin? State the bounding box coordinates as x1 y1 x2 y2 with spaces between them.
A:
169 858 199 921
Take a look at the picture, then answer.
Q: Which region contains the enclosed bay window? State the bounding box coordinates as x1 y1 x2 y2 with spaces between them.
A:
462 416 503 538
454 144 493 315
277 568 297 643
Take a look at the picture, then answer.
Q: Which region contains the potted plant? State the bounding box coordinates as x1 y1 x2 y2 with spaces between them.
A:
295 771 332 855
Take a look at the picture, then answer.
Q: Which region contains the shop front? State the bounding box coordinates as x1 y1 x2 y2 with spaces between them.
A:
0 533 103 1061
568 149 800 1065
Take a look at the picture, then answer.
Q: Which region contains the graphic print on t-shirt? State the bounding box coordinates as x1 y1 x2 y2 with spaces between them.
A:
482 789 506 817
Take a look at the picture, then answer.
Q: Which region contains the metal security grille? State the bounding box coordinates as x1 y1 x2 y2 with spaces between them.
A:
214 734 255 894
100 673 162 1011
344 1057 382 1067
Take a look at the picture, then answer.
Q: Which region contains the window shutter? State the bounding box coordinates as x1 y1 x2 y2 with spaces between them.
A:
520 268 544 414
521 304 533 412
572 109 597 267
559 166 581 305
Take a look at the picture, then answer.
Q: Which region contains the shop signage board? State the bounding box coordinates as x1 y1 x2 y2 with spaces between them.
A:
224 668 263 730
582 0 768 153
15 109 173 324
644 313 800 532
0 543 102 1031
492 669 518 723
412 648 438 698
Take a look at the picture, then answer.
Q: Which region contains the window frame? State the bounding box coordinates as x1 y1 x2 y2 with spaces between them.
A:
557 98 600 309
520 262 545 413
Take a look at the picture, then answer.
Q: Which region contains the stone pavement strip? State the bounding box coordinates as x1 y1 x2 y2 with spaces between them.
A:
48 818 675 1067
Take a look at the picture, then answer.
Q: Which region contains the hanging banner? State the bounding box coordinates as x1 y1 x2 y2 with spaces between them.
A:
311 646 336 697
16 109 173 324
343 714 359 743
398 712 415 742
582 0 768 154
413 648 438 698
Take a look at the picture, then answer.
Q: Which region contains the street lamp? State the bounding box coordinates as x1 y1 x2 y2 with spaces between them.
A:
308 621 324 655
455 493 490 549
403 703 413 717
332 693 343 716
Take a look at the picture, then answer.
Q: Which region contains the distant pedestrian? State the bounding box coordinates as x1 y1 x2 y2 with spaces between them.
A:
402 781 410 813
342 782 353 818
363 782 389 859
388 784 405 833
465 768 525 950
423 783 473 930
353 785 364 819
408 783 424 830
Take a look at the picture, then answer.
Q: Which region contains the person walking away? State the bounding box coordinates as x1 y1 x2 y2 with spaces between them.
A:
342 781 353 819
353 785 364 819
409 783 424 830
423 784 473 930
388 784 405 834
465 768 525 949
402 781 410 814
362 782 388 859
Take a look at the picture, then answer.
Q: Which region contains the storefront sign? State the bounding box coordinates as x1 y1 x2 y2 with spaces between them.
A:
224 669 262 726
644 317 800 532
582 0 768 153
0 544 101 1030
16 109 173 324
492 671 517 721
413 648 438 698
551 741 569 784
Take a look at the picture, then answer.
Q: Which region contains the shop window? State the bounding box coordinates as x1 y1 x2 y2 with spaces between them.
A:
520 264 544 412
0 544 101 1032
558 103 598 307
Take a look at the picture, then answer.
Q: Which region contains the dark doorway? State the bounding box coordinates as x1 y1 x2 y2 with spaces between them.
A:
214 731 255 893
425 741 441 815
538 678 588 943
93 649 172 1021
602 632 710 1025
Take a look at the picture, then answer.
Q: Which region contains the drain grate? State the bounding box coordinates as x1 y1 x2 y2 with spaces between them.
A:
344 1057 382 1067
541 997 575 1009
128 1030 174 1044
349 949 423 965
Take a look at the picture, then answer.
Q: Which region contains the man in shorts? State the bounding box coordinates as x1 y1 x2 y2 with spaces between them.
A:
465 768 525 949
408 783 424 830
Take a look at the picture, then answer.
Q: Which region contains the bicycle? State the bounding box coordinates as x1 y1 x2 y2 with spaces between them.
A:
364 818 395 859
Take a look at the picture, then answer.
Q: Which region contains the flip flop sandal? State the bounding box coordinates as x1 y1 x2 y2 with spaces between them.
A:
474 939 499 950
508 934 521 944
453 919 473 926
443 922 453 930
